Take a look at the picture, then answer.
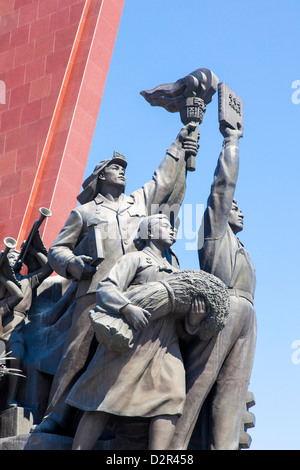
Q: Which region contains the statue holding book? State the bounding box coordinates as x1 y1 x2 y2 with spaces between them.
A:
33 120 204 435
170 83 257 451
29 69 256 451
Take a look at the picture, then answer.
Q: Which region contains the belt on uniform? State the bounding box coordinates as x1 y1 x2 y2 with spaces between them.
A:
227 288 254 305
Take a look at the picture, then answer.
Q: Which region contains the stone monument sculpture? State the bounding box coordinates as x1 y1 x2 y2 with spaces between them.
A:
0 210 53 411
169 83 257 450
0 238 25 389
66 214 229 450
33 121 203 435
0 69 256 451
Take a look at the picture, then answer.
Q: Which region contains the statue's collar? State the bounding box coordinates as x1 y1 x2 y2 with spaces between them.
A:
94 193 131 211
142 246 173 271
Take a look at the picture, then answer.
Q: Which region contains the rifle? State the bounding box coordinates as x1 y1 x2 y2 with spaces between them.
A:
17 207 52 265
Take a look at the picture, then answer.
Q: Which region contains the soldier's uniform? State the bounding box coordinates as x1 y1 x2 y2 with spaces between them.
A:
41 137 188 430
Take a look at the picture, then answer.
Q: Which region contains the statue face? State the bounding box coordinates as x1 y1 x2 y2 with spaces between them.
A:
7 249 21 272
149 217 175 248
99 163 126 189
228 200 244 234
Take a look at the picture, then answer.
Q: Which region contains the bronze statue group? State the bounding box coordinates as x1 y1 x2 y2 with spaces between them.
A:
0 101 256 450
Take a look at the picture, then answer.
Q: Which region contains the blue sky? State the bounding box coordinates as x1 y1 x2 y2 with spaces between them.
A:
84 0 300 450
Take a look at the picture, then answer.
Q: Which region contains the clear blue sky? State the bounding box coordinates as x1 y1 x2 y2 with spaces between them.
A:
84 0 300 450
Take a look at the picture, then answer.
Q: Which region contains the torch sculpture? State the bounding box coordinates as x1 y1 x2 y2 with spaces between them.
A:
140 68 219 171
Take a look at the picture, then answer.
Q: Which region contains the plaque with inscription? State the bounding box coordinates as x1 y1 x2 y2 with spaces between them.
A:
73 226 104 267
218 82 243 130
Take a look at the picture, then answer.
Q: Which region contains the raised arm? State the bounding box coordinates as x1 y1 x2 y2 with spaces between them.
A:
142 123 199 215
202 125 243 240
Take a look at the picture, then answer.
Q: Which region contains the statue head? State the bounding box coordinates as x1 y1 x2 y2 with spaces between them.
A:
77 153 127 205
134 214 175 250
7 248 20 264
97 160 126 193
228 199 244 234
6 248 22 274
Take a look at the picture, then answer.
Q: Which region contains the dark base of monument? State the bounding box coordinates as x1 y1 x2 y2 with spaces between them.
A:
0 402 254 450
0 406 149 450
0 432 114 450
0 405 112 450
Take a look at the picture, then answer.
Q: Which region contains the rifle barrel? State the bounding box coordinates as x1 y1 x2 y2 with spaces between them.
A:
18 207 52 263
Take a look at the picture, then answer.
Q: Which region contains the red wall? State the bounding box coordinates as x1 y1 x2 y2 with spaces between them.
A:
0 0 125 251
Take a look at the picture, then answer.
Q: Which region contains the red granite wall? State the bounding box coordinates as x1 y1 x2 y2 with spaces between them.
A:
0 0 124 250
